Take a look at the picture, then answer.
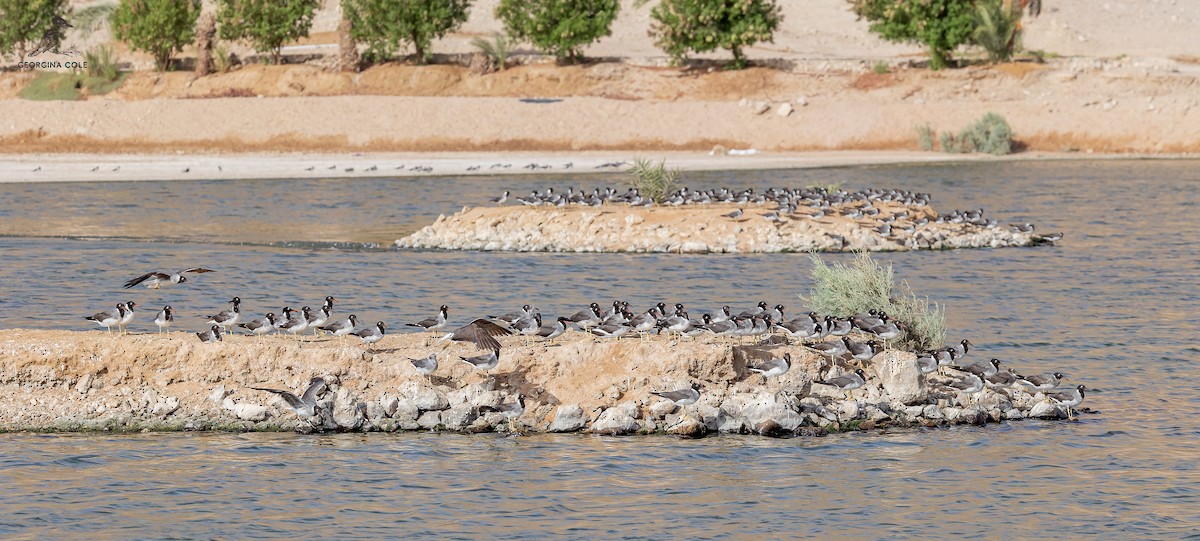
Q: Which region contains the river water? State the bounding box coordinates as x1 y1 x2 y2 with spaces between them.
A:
1 160 1198 538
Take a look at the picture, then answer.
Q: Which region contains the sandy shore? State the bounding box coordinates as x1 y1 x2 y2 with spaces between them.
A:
0 149 1168 184
0 328 1073 435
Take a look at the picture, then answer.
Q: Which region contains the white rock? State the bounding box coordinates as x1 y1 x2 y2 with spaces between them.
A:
591 406 640 435
150 396 180 416
547 404 589 432
441 403 476 430
1004 408 1024 420
875 351 926 405
752 101 770 115
838 400 860 421
796 96 809 106
776 102 793 117
649 400 677 418
208 385 229 403
402 383 449 411
416 410 440 429
1028 401 1064 419
923 404 944 419
75 374 91 394
235 404 269 422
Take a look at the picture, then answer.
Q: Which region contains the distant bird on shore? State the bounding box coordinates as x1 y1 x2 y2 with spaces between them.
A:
466 165 481 171
112 166 120 172
238 313 276 336
459 348 500 378
196 325 222 343
815 369 866 399
117 300 137 334
90 166 99 172
85 303 127 333
722 208 743 220
123 267 214 289
305 166 315 171
1047 384 1088 419
748 353 791 381
353 321 386 350
153 306 174 334
31 166 41 172
1010 223 1035 233
491 191 510 205
1017 372 1065 392
204 297 241 333
406 305 449 333
408 353 438 381
249 376 327 420
650 383 701 406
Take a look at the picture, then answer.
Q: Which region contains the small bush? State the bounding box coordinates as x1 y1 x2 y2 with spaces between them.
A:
915 124 935 151
111 0 201 71
19 70 126 100
627 158 680 203
872 60 889 74
649 0 783 69
496 0 619 64
345 0 471 64
213 43 235 73
217 0 320 65
939 112 1012 155
963 112 1013 155
85 44 119 81
802 252 946 352
471 32 514 72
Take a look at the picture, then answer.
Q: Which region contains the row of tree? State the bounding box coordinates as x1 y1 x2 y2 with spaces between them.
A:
1 0 1040 72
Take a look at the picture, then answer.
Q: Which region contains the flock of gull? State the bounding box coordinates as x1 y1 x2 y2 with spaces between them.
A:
489 184 1063 243
84 267 1087 419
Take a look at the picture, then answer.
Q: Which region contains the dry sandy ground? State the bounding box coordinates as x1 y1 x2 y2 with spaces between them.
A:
1 0 1198 177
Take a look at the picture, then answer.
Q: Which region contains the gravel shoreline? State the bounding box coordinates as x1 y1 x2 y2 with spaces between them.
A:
1 329 1078 436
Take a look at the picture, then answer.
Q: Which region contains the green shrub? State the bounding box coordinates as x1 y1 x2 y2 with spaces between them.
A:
871 60 889 74
649 0 783 69
217 0 319 65
72 3 115 33
471 32 514 72
0 0 70 63
939 112 1012 155
915 124 935 151
802 252 946 352
848 0 975 70
972 0 1019 63
111 0 200 71
496 0 618 64
85 44 118 81
213 42 234 73
627 158 680 203
345 0 471 64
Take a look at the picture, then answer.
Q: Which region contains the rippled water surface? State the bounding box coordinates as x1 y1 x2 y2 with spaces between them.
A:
1 160 1198 538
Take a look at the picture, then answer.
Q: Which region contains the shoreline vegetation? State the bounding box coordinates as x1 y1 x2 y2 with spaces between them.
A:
0 254 1087 436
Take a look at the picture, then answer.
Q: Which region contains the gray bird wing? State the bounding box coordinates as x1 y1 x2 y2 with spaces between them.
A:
249 387 303 410
124 272 169 289
301 377 327 404
450 319 512 351
180 267 214 274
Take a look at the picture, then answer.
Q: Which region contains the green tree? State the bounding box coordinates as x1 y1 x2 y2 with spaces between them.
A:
649 0 782 69
849 0 976 70
496 0 619 64
972 0 1019 63
111 0 200 71
344 0 471 64
0 0 69 64
217 0 319 65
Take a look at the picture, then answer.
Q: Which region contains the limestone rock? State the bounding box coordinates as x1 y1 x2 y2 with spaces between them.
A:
441 403 476 430
591 406 640 435
547 404 588 433
1029 401 1065 419
649 400 677 418
416 410 441 430
875 351 926 405
150 396 180 416
401 383 449 411
234 403 269 422
752 101 770 115
777 102 793 117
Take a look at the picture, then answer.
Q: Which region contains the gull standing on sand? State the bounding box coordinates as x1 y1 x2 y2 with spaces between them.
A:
117 301 137 334
409 353 438 382
153 305 174 334
353 321 386 350
85 303 127 333
651 383 702 406
238 313 276 336
747 353 792 382
205 297 241 334
406 305 449 333
196 325 222 343
320 314 358 341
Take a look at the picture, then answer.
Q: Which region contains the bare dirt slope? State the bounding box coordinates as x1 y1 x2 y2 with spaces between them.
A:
0 1 1197 155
